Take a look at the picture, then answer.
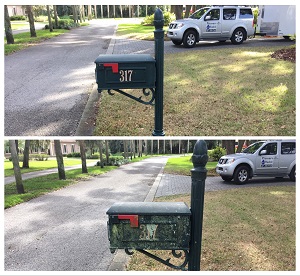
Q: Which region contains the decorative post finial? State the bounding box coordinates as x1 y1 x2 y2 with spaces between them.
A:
153 8 164 30
192 140 208 168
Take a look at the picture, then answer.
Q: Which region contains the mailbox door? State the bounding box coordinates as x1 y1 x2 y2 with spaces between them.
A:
95 54 156 91
107 202 191 251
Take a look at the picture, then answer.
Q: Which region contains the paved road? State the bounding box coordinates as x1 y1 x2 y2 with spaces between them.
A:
5 19 117 136
4 156 168 271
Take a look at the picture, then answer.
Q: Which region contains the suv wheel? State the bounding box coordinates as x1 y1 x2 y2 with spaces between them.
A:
183 30 197 48
172 39 182 45
289 166 296 181
231 28 245 45
221 176 233 182
234 166 249 184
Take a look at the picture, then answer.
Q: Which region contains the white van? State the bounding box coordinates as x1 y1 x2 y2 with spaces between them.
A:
216 140 296 184
167 6 255 47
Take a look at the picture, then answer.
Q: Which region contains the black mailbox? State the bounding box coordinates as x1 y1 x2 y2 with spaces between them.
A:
95 54 156 92
106 202 191 253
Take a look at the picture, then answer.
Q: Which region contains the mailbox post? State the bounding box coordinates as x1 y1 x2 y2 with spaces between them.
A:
152 8 165 136
105 140 208 271
189 140 208 271
94 8 165 136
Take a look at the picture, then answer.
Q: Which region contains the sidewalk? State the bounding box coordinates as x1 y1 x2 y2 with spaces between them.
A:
4 161 96 185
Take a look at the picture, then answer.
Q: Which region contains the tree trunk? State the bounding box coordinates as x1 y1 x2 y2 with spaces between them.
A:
26 5 36 37
79 140 88 173
173 5 183 20
9 140 25 194
22 140 30 169
79 5 83 23
138 140 143 157
72 5 78 23
53 5 58 28
105 141 109 165
4 5 14 44
94 5 97 19
185 5 192 18
88 5 92 20
99 141 104 168
120 5 123 18
46 5 53 32
236 140 245 153
222 140 235 155
54 140 66 180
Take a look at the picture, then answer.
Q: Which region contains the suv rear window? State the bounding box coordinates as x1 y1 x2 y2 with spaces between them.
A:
239 8 253 18
281 142 296 154
223 9 236 20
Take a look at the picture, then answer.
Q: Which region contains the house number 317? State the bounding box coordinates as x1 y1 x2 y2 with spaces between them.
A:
119 70 133 82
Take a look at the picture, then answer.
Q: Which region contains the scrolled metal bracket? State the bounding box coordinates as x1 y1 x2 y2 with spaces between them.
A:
125 248 189 271
107 88 155 106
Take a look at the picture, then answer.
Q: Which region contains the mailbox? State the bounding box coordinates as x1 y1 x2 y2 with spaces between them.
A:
95 54 156 92
106 202 191 253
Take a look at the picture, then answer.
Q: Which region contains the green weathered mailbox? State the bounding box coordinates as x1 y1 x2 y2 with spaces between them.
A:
95 54 156 92
106 202 191 253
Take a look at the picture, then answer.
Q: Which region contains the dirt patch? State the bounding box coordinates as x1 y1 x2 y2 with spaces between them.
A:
271 47 295 63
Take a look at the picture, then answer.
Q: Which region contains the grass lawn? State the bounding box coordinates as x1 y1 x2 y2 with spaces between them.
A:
163 155 218 176
127 185 295 271
117 23 169 40
4 158 95 177
4 29 69 55
4 165 116 209
94 46 295 136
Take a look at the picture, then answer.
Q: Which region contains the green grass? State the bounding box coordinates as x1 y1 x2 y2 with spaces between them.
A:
94 46 295 136
127 185 296 271
4 29 69 55
4 165 116 209
117 23 168 40
163 155 218 176
4 158 95 177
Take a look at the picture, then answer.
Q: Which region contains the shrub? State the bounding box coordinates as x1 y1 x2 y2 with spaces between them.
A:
45 19 79 30
96 155 127 166
141 11 175 26
10 15 26 21
209 147 226 161
66 152 81 158
35 16 48 22
9 154 49 161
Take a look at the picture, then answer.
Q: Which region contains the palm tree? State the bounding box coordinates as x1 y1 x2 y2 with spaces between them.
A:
54 140 66 180
9 140 25 194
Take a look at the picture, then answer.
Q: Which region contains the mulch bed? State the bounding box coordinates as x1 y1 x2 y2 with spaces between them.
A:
270 47 295 63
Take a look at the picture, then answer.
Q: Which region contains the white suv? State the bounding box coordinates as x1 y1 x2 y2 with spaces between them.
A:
167 6 255 48
216 140 296 184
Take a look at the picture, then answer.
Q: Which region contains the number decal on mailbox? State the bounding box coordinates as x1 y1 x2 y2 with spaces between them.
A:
139 224 158 241
119 70 133 82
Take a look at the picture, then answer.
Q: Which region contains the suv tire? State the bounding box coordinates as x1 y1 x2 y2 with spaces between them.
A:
289 165 296 181
221 176 233 182
234 166 249 184
231 28 246 45
171 39 182 45
183 30 197 48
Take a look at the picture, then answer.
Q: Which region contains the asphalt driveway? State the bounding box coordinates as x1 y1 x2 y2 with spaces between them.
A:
5 19 117 136
4 156 168 271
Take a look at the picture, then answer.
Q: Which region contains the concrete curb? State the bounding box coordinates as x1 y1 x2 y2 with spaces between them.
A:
75 83 101 136
75 22 118 136
107 163 165 271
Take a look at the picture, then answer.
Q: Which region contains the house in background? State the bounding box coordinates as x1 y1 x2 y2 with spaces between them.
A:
49 140 80 156
6 5 26 17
